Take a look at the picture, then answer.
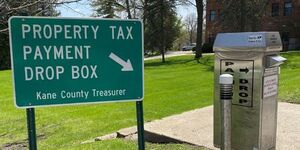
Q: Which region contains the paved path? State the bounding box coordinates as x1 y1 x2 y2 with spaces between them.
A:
115 102 300 149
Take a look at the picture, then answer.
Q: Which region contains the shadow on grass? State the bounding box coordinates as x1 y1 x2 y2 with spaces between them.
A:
2 134 46 150
197 56 214 72
145 59 195 67
145 55 214 72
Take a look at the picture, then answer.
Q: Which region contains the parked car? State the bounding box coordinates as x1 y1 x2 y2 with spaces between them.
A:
182 43 196 51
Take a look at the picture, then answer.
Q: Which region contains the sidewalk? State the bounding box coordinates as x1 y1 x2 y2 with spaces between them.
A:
114 102 300 149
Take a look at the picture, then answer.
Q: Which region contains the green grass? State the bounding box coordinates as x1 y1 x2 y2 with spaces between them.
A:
0 55 213 149
279 52 300 103
73 140 204 150
0 52 299 149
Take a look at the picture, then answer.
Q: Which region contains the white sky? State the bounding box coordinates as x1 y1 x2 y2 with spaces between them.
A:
57 0 197 19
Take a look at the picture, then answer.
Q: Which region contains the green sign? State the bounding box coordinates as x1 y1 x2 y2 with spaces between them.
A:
9 17 144 108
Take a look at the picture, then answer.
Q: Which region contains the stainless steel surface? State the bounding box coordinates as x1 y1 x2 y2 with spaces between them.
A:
221 100 231 150
266 55 287 67
213 32 285 150
220 81 233 150
213 32 282 52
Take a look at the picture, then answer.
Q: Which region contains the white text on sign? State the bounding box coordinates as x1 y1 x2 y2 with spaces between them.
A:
20 24 135 81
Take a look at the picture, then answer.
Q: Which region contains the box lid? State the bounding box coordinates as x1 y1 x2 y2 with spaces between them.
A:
213 32 282 52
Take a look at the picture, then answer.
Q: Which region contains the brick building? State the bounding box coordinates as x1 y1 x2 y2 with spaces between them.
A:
205 0 300 50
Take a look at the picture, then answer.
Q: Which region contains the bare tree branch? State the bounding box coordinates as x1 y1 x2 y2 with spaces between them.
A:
0 28 8 33
185 0 196 7
61 3 86 16
0 0 82 34
50 0 81 5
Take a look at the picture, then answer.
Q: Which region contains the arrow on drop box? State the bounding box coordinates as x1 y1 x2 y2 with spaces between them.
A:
109 52 133 71
239 67 249 73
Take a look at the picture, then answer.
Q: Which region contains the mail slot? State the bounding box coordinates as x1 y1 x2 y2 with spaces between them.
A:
213 32 286 150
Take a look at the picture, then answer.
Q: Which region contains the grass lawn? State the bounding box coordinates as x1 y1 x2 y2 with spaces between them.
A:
0 55 213 149
0 52 299 149
279 52 300 103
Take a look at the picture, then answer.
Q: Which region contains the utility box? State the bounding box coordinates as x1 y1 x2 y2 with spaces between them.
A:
213 32 286 150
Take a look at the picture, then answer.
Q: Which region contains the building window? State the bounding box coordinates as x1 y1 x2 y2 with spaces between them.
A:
209 10 217 21
284 1 293 16
271 3 279 16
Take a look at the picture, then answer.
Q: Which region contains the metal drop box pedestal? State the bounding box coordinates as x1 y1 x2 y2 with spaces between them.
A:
213 32 286 150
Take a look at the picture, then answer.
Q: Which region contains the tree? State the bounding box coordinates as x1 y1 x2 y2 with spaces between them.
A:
91 0 181 63
0 0 64 33
91 0 143 19
123 0 144 19
177 0 204 60
144 0 181 63
125 0 132 18
194 0 204 60
0 0 78 70
219 0 269 32
184 13 197 44
172 17 187 51
91 0 125 18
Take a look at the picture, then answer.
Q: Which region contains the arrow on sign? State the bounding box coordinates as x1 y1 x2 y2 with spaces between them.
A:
109 52 133 71
239 67 249 73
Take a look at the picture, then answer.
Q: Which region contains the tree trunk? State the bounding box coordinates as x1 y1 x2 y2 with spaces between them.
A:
132 0 137 18
160 0 165 63
143 0 148 25
195 0 203 60
125 0 132 19
240 0 245 31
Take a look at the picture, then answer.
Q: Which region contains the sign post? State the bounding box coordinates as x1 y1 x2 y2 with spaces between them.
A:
9 16 144 149
26 108 37 150
219 74 233 150
136 101 145 150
